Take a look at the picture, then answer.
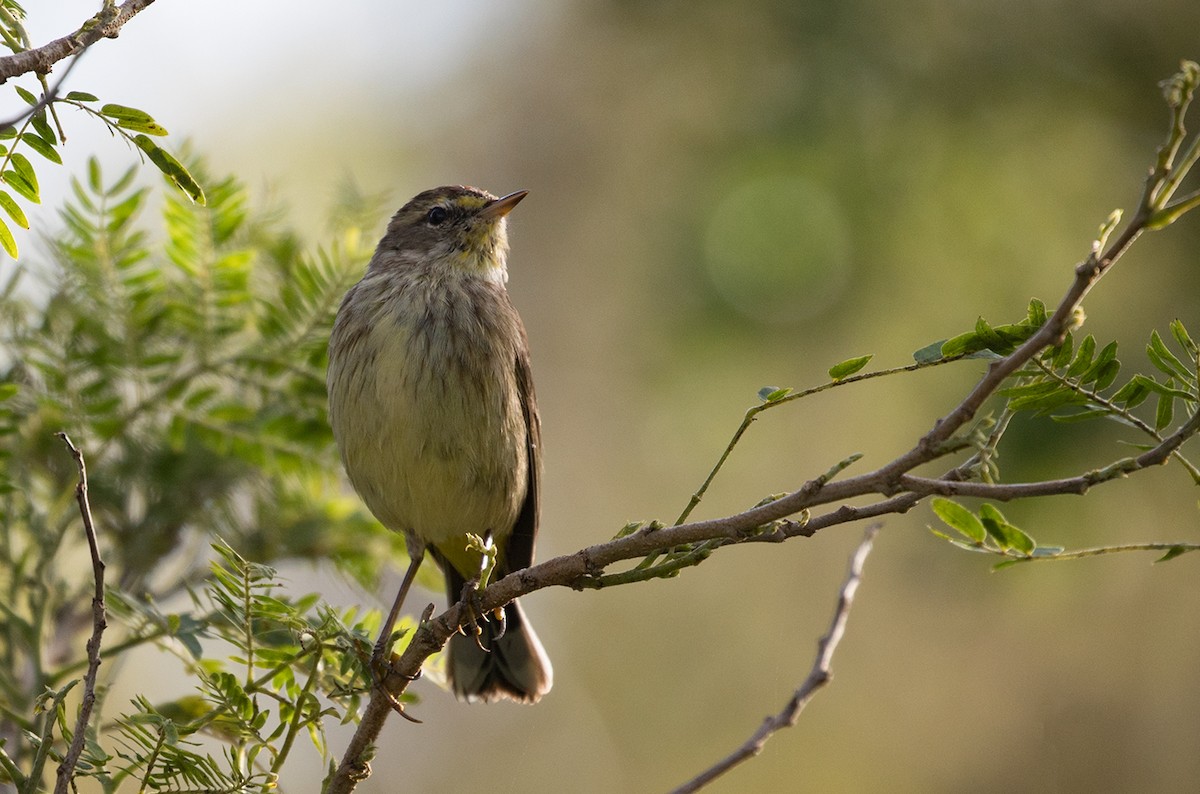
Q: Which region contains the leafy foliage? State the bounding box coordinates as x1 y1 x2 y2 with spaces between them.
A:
0 2 203 259
920 303 1200 561
0 160 407 790
50 543 384 793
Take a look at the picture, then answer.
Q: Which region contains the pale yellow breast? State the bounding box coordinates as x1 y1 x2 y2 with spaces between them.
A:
327 275 528 570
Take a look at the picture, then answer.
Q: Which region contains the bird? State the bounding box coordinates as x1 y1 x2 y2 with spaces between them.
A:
326 185 551 703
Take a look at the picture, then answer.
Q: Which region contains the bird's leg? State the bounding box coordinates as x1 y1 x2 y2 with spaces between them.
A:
457 531 506 647
372 536 426 670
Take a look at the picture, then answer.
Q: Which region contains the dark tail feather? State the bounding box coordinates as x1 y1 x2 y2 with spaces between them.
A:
447 598 552 703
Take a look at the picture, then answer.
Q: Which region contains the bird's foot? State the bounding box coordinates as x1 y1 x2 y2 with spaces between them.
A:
456 578 506 651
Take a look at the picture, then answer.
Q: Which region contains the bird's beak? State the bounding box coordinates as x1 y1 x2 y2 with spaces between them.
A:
479 190 529 220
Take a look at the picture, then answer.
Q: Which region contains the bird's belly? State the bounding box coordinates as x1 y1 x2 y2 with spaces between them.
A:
330 323 527 554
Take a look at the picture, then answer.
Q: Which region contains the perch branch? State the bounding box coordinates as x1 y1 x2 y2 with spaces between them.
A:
0 0 157 82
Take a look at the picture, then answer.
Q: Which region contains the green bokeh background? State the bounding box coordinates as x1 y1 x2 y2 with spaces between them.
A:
29 1 1200 791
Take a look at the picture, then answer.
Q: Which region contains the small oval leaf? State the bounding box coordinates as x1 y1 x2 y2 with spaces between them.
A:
0 190 29 229
0 216 16 258
828 354 873 381
931 497 986 544
21 133 61 164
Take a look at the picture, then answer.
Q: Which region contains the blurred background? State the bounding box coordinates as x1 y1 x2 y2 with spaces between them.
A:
18 1 1200 791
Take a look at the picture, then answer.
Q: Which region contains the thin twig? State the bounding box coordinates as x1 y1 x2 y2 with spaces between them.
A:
0 0 156 83
53 433 107 794
670 524 880 794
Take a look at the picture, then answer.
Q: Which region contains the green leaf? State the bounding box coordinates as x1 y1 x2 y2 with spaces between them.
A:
1025 298 1048 327
65 91 99 102
1 170 37 204
0 127 16 140
1147 330 1194 383
940 331 985 358
8 152 38 200
1155 391 1175 431
87 156 102 193
31 114 56 145
992 558 1028 570
1092 358 1121 391
1169 319 1197 358
1049 333 1074 369
757 386 790 402
974 316 1008 353
979 503 1034 555
21 133 61 164
1131 374 1194 401
828 354 873 380
930 528 992 553
100 103 157 124
116 117 169 136
999 381 1062 400
0 216 16 258
0 190 28 229
1050 408 1111 423
1156 546 1195 563
1080 341 1118 384
1066 335 1096 377
1008 388 1085 415
913 339 947 364
14 85 37 106
931 497 986 544
132 135 205 205
1112 378 1151 408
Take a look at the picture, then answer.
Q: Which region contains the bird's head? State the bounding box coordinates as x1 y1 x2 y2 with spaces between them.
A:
374 185 528 281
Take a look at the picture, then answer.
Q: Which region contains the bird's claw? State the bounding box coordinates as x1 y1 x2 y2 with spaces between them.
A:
456 578 506 650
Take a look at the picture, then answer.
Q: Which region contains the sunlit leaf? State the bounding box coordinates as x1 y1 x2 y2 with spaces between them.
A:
8 152 38 200
0 190 28 229
931 497 986 544
828 354 873 380
979 503 1034 555
133 135 205 205
1 170 37 204
0 216 16 258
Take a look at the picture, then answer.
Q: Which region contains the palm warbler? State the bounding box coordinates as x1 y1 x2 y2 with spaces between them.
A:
327 185 551 703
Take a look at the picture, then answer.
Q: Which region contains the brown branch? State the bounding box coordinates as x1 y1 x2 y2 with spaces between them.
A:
0 0 157 83
670 524 879 794
53 433 107 794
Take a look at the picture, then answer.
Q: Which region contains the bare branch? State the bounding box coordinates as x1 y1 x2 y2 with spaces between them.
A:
53 432 107 794
670 524 880 794
0 0 157 83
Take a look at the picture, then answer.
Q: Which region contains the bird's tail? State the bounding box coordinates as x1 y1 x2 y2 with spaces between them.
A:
447 597 552 703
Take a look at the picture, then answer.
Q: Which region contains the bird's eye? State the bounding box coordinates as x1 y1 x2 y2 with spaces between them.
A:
426 206 449 226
